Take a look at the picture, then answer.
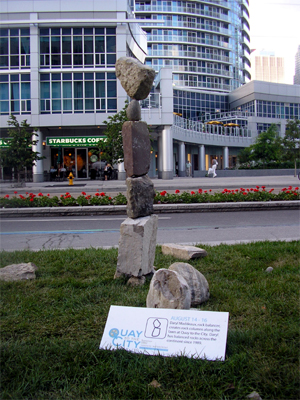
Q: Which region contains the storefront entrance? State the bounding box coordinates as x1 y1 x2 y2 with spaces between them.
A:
51 147 89 178
47 135 105 179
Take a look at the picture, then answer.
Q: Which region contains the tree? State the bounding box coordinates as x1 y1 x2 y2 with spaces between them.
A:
237 124 283 168
251 124 283 167
0 115 44 183
237 146 253 166
96 101 128 165
282 118 300 176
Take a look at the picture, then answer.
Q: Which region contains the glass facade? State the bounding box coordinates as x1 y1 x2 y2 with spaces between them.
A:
135 0 251 113
40 27 116 69
0 28 30 69
40 72 116 114
0 74 30 115
237 100 300 120
174 89 228 119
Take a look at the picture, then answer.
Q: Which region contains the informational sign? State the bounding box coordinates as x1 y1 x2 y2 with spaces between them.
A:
99 306 229 361
46 136 105 147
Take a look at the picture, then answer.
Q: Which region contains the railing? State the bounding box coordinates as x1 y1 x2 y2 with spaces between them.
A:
147 34 232 50
147 61 231 77
135 4 229 20
172 115 253 146
172 80 231 91
140 93 161 110
205 110 255 121
147 49 230 63
137 20 230 36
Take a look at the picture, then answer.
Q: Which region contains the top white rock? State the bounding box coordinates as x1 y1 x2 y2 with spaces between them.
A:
115 57 155 100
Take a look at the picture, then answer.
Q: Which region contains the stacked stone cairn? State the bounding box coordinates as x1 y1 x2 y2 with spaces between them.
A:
114 57 157 283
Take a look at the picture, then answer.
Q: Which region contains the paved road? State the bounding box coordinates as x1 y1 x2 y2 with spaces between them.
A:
1 209 299 251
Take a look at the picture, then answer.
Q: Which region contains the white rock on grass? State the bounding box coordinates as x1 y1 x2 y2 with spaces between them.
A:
0 262 38 281
146 268 191 309
169 262 210 306
161 243 207 260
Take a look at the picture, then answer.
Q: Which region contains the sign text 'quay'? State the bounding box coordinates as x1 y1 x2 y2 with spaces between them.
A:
99 306 229 361
46 136 105 147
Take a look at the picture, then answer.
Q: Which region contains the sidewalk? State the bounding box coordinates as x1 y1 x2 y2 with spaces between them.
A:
1 175 299 197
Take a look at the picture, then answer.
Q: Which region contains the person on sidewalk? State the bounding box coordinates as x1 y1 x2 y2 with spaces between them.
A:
211 158 218 177
186 161 192 177
207 159 218 177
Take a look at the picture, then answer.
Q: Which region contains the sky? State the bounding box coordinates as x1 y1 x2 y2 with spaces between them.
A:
249 0 300 84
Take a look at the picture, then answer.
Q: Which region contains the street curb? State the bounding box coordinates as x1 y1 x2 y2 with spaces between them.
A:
0 201 299 218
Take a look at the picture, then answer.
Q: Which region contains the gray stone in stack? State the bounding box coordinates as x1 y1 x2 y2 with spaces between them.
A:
126 175 155 218
115 57 155 100
122 120 151 178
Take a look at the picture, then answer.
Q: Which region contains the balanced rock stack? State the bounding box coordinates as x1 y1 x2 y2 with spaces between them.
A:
114 57 157 281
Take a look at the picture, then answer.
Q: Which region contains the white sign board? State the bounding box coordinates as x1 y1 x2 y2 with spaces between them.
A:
99 306 229 361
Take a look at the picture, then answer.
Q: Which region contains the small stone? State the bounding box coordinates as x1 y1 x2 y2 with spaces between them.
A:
265 267 273 273
169 262 210 306
247 391 262 400
149 379 161 388
115 57 155 100
116 215 158 278
122 121 151 177
0 262 38 281
126 99 141 121
126 175 155 218
146 269 191 309
161 243 208 260
127 276 146 286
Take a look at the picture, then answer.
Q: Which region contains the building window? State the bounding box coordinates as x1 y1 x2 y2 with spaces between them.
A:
40 27 116 69
40 72 116 114
0 74 30 115
0 28 30 70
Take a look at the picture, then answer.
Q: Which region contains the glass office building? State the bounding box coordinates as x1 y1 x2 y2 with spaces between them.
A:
0 0 148 182
134 0 251 118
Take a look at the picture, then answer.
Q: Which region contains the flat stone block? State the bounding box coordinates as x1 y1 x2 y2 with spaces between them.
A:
161 243 208 260
126 175 155 218
122 121 151 177
115 214 158 278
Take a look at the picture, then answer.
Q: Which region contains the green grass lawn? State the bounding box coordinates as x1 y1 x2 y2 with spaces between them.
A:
0 241 299 400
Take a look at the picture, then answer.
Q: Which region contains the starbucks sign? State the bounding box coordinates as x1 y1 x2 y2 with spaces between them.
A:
46 136 105 147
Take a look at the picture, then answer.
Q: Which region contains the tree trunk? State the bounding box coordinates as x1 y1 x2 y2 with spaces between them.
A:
295 159 297 178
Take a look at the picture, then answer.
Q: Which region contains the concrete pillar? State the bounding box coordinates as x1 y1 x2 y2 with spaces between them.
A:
118 161 126 180
161 126 173 180
157 135 163 179
32 130 44 182
199 144 205 171
178 141 185 177
223 146 229 169
116 24 127 112
30 16 39 126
